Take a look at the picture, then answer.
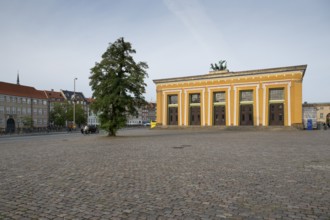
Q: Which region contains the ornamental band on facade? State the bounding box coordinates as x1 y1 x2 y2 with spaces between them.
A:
153 65 307 127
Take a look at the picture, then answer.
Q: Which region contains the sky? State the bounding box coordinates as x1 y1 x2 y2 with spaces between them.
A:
0 0 329 103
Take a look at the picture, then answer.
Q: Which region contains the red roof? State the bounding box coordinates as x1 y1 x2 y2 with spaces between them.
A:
0 81 47 99
86 98 94 103
44 90 65 100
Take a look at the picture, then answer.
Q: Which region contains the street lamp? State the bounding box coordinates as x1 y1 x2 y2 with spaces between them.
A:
73 77 78 129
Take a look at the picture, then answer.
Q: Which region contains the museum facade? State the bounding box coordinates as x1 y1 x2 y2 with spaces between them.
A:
153 65 306 127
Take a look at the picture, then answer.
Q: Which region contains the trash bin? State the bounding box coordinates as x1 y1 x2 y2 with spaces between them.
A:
307 119 313 130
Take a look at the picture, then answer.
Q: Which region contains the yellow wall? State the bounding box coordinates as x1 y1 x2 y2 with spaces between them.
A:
155 71 304 127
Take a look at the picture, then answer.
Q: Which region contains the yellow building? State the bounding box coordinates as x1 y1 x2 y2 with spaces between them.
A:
153 65 307 127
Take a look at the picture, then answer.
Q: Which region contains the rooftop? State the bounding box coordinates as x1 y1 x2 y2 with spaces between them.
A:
44 90 65 100
0 81 47 99
153 65 307 84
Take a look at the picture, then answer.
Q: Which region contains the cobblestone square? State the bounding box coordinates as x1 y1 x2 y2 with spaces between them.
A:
0 129 329 219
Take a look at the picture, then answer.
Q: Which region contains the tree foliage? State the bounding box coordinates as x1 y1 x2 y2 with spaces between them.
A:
22 116 33 128
50 103 66 126
50 102 87 127
65 103 87 126
89 37 148 136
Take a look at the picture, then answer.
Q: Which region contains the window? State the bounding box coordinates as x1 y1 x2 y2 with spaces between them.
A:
27 99 31 104
22 98 26 104
320 107 324 110
0 95 4 102
240 91 253 102
6 96 10 102
43 100 47 105
168 95 178 105
43 109 47 115
12 97 16 103
27 108 31 114
214 92 225 103
22 108 26 115
320 113 324 119
33 99 37 104
37 119 42 125
6 107 10 114
17 97 21 103
269 89 284 101
17 108 21 115
190 94 200 103
38 109 43 115
33 109 37 115
38 100 43 105
0 106 4 114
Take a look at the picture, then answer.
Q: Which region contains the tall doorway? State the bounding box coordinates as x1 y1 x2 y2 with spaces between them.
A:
269 88 284 126
168 95 178 125
240 104 254 125
6 118 15 133
190 93 201 125
269 103 284 125
168 107 178 125
239 90 254 126
213 92 226 125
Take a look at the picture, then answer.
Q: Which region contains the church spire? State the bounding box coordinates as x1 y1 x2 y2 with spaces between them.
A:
17 71 20 85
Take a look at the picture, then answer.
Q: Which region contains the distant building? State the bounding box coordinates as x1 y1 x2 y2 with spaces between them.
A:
142 102 156 122
127 102 157 126
127 107 144 126
44 89 67 127
61 90 88 112
0 81 48 132
303 102 330 127
86 98 100 126
61 90 89 126
44 89 66 111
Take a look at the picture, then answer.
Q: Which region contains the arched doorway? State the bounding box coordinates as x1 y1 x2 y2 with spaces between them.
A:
6 118 15 133
326 113 330 127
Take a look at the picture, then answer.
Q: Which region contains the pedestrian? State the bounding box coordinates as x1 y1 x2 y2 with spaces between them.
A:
84 125 89 134
81 125 84 134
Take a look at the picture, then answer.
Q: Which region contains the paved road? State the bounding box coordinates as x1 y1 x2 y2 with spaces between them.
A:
0 129 329 219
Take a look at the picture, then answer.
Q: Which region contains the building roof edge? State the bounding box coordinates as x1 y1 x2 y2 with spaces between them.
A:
153 64 307 84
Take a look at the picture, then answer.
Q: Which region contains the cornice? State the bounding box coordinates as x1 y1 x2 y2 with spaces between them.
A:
153 65 307 84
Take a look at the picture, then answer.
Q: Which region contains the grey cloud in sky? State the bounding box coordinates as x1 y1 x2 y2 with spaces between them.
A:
0 0 329 102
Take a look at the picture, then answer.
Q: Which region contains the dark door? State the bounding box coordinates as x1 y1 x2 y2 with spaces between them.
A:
269 103 284 126
190 107 201 125
240 104 253 126
168 107 178 125
214 106 226 125
6 118 15 133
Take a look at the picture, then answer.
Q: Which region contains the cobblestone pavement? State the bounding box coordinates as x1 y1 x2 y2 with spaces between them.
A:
0 129 329 219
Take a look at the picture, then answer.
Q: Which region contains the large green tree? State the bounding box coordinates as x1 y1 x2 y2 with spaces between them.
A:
89 37 148 136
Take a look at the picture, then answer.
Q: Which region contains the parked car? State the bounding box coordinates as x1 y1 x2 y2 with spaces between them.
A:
87 125 99 133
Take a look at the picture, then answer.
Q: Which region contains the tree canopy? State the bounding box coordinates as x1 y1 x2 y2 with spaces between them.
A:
50 103 66 127
89 37 148 136
50 102 87 127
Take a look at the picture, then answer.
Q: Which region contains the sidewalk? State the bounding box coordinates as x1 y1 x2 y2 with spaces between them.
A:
0 130 80 138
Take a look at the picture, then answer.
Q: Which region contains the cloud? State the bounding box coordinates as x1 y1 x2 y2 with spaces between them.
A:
163 0 237 68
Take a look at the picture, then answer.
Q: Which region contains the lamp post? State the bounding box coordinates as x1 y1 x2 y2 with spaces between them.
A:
73 77 78 129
